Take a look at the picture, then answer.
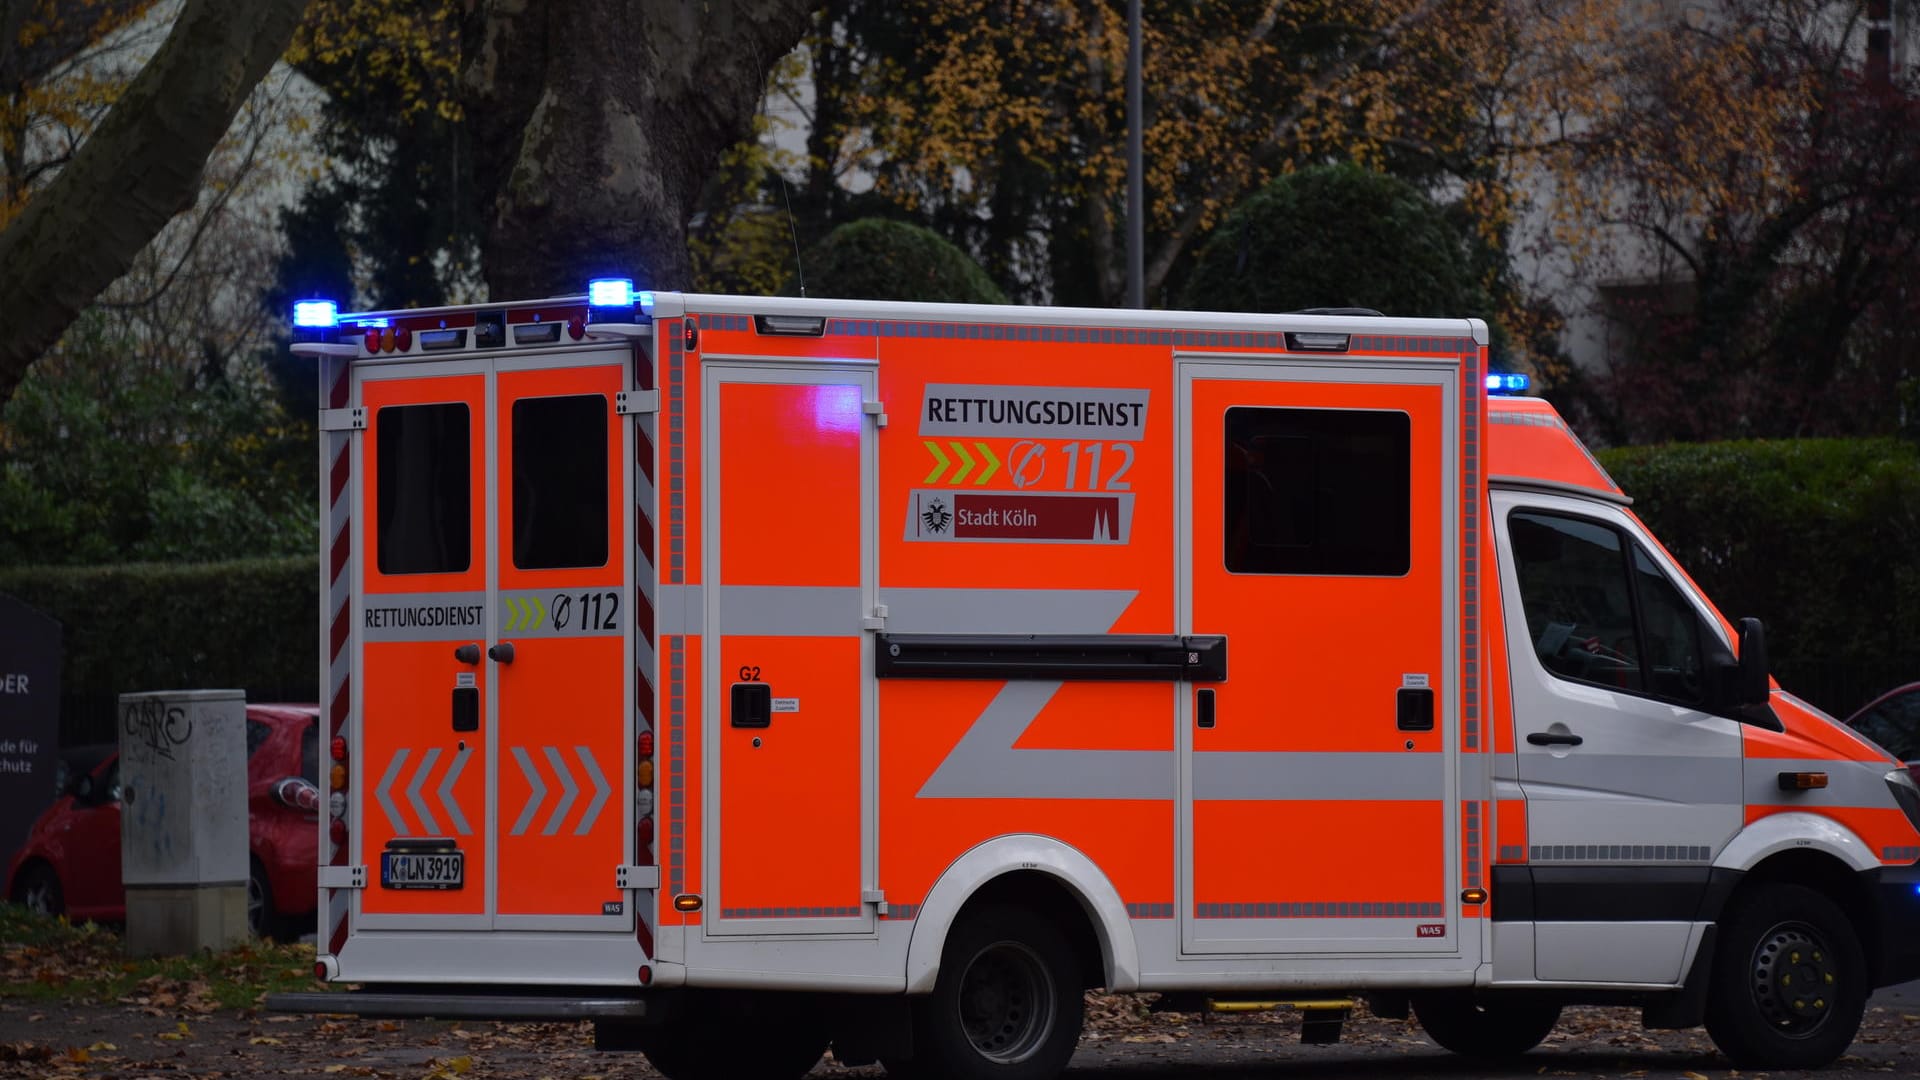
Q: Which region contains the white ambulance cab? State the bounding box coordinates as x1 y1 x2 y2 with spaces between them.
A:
267 285 1920 1080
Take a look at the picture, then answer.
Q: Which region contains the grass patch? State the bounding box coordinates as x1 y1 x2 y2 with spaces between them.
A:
0 902 332 1010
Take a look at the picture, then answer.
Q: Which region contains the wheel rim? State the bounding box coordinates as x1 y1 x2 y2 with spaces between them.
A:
957 939 1056 1064
22 878 55 916
247 875 266 935
1747 919 1841 1037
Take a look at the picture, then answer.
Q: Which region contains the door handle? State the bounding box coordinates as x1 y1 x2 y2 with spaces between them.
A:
488 642 516 664
453 643 481 665
1196 688 1216 729
1526 731 1584 747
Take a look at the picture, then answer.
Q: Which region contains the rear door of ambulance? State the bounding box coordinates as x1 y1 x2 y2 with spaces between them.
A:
349 339 637 940
1177 340 1476 958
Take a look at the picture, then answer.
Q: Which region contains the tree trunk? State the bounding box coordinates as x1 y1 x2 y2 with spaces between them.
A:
0 0 310 408
462 0 814 300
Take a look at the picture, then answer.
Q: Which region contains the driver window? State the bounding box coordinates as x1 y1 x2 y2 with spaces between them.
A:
1508 511 1642 692
1633 545 1706 704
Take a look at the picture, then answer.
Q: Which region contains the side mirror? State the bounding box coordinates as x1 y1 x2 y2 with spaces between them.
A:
1737 617 1771 706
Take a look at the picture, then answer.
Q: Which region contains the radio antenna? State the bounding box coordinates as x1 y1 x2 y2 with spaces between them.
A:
779 170 806 298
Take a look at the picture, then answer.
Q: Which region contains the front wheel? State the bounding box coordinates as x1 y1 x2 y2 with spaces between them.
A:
14 863 63 918
889 904 1084 1080
1704 883 1867 1069
1411 992 1560 1058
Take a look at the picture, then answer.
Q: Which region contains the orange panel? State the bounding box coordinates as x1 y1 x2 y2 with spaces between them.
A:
494 636 626 915
497 366 622 593
359 648 487 916
362 376 486 597
1486 398 1622 498
1192 800 1445 906
717 637 863 914
718 382 862 586
1494 797 1528 861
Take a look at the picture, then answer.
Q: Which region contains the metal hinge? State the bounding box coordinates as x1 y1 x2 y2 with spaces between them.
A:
862 889 888 916
319 407 367 432
862 604 888 631
615 865 661 890
864 400 888 428
616 390 660 416
318 865 367 889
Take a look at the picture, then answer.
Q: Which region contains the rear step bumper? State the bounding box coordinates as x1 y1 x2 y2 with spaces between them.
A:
264 992 648 1021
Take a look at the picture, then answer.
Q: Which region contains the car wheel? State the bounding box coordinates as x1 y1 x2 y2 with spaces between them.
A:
248 860 274 939
14 863 64 918
1411 992 1560 1058
886 904 1085 1080
1704 883 1867 1069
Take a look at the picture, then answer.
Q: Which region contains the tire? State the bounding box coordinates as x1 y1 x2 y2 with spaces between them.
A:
247 860 274 939
1704 883 1867 1069
637 1002 826 1080
1411 992 1560 1058
887 904 1085 1080
13 862 64 918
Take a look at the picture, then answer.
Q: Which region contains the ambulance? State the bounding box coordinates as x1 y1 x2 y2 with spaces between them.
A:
268 285 1920 1080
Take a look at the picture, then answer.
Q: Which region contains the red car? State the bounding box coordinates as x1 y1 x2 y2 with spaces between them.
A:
6 704 321 939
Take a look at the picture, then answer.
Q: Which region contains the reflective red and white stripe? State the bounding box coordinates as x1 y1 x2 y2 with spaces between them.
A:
322 355 353 957
633 344 657 959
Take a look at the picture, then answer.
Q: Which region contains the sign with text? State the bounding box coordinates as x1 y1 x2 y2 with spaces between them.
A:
0 593 62 877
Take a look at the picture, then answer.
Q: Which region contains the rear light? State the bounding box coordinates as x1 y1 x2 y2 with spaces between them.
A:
314 961 329 980
331 736 347 762
637 760 654 787
273 777 321 812
567 314 586 341
328 791 345 819
364 327 381 352
330 818 347 844
638 965 653 985
638 817 654 845
330 763 348 791
637 731 654 758
394 325 412 351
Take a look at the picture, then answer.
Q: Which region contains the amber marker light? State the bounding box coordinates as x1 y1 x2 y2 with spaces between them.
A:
673 894 703 912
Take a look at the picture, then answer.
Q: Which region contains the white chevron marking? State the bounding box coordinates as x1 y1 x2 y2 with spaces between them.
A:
574 745 610 835
438 744 472 835
406 747 442 835
542 746 578 836
375 749 410 835
510 746 546 836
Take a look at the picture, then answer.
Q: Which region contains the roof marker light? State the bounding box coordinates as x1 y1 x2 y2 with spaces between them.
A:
1486 373 1530 394
639 291 656 315
589 278 635 308
293 300 338 328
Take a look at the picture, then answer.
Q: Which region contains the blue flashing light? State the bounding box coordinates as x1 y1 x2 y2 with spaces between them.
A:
638 290 656 315
293 300 339 328
357 317 389 328
1485 373 1530 394
589 278 635 308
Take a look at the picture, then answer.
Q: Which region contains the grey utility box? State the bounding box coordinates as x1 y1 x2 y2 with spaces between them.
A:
117 690 248 956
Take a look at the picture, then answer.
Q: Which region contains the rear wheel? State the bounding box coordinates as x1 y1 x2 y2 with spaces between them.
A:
1704 883 1866 1069
14 863 63 918
1411 992 1560 1058
888 904 1084 1080
247 860 274 939
637 1000 827 1080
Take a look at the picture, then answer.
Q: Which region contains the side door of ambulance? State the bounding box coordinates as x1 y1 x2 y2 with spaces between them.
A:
1491 490 1743 984
354 348 632 931
1178 357 1464 956
700 362 877 936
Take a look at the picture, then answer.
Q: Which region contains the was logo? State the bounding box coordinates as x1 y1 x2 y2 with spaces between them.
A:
922 497 953 534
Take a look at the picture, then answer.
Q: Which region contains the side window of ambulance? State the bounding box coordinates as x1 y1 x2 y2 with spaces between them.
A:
1224 407 1410 575
1508 509 1707 705
376 402 472 574
512 394 609 569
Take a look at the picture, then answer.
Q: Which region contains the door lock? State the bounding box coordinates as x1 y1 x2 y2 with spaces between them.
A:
488 642 516 664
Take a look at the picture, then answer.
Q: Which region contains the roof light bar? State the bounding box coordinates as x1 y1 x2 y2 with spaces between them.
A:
293 300 339 328
588 278 635 308
1486 373 1530 394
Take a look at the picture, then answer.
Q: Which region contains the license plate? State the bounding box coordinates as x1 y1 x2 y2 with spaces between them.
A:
381 850 464 890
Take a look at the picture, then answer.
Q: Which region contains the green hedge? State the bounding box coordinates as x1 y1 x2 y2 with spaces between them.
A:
1598 438 1920 714
795 218 1009 304
0 557 318 743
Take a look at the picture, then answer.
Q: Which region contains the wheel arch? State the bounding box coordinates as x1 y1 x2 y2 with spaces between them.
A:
1714 813 1883 983
903 833 1139 995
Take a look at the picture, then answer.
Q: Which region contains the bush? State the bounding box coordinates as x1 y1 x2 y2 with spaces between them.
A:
1599 438 1920 714
0 558 318 744
1180 163 1491 319
795 218 1008 304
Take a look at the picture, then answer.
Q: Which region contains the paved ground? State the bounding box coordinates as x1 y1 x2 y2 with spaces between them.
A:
3 984 1917 1079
